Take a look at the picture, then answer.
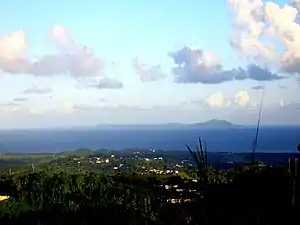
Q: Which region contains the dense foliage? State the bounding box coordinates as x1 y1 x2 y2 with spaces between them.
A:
0 142 299 225
0 163 299 225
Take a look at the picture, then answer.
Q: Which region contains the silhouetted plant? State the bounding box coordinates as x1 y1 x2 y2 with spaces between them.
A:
252 86 265 164
186 137 208 185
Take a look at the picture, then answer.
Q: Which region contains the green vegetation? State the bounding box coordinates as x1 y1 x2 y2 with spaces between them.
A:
0 148 97 169
0 145 298 225
0 153 59 163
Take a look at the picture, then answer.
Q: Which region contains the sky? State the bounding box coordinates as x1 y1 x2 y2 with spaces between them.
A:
0 0 300 128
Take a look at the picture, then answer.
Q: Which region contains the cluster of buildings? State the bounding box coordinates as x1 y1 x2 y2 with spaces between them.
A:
89 154 115 164
83 152 191 175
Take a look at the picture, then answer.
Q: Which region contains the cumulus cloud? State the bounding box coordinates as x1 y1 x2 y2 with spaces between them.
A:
133 57 166 82
200 91 252 108
32 25 103 77
228 0 300 80
0 25 104 77
228 0 276 61
0 30 30 74
234 91 251 107
22 86 52 94
205 92 231 108
169 46 283 84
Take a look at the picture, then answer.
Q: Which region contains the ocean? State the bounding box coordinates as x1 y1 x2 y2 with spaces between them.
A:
0 126 299 153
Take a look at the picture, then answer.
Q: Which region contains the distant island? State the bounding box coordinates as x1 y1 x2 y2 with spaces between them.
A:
96 119 239 130
188 119 236 128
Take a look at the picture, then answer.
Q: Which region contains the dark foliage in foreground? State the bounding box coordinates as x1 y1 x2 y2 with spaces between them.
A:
0 163 299 225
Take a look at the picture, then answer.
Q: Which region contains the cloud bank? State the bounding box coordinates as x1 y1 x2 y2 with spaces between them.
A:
0 26 103 77
163 0 300 85
2 3 299 87
0 25 122 88
228 0 300 80
168 46 283 84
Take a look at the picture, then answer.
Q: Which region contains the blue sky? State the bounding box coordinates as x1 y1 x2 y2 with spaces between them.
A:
0 0 299 128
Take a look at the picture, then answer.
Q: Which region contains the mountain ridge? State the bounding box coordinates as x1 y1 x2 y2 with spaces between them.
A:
96 119 238 129
189 119 236 127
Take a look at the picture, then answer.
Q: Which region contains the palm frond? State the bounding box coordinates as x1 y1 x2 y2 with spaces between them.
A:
252 86 265 164
186 137 209 185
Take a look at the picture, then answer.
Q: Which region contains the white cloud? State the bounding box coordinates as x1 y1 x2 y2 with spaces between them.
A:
203 90 252 109
205 92 230 108
169 46 282 84
0 25 105 78
228 0 300 81
234 91 250 107
0 30 29 74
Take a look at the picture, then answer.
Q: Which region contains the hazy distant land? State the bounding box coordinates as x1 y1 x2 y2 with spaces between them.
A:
0 119 298 154
95 119 238 130
3 119 298 131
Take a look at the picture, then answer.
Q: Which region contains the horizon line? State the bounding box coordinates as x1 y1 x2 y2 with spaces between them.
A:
0 123 299 131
